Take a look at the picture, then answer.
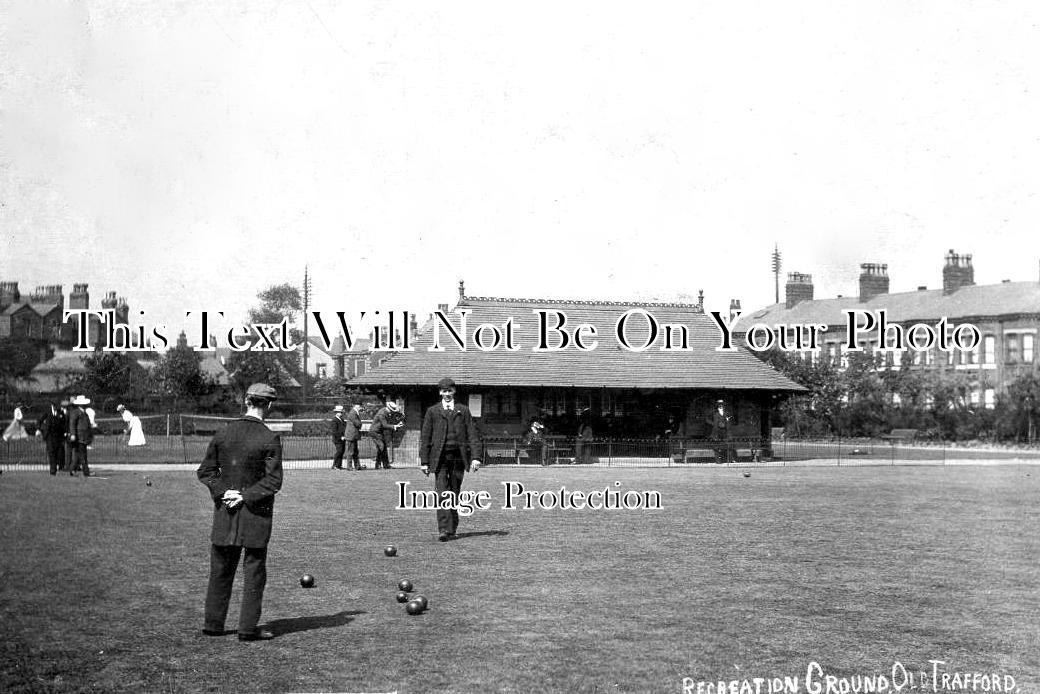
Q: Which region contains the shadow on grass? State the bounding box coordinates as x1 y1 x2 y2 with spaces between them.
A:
453 530 509 540
264 610 365 636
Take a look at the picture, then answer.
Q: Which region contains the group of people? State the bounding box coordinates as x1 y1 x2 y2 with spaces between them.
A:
327 399 404 470
2 399 148 475
33 396 97 476
196 376 482 642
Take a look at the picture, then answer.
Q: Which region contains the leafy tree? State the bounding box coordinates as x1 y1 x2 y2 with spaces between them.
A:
0 337 51 383
226 283 304 392
76 351 150 407
151 342 217 403
1003 372 1040 442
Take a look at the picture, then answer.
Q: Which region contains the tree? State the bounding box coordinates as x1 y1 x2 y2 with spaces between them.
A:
151 342 217 405
1004 372 1040 442
226 283 304 393
76 351 150 409
0 337 51 384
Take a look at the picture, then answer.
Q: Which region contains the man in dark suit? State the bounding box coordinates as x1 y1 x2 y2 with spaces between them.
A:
344 401 363 470
419 377 482 542
67 395 93 477
370 400 403 469
709 399 733 464
197 383 283 641
329 405 347 469
36 402 67 475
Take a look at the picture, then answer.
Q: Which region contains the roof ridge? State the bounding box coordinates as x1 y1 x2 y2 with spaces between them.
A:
461 295 704 310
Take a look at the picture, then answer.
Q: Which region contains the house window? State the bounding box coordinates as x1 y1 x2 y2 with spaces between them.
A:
488 391 518 416
1006 335 1020 364
1024 334 1035 363
316 364 327 379
543 390 567 417
983 335 995 364
984 388 995 409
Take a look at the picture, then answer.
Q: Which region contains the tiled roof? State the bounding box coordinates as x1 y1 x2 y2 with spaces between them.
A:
742 281 1040 328
31 351 88 374
200 354 231 385
353 296 804 392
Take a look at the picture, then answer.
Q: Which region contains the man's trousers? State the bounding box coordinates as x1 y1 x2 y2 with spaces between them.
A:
204 544 268 636
434 449 466 535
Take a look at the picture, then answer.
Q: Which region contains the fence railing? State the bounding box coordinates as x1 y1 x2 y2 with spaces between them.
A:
4 430 1040 471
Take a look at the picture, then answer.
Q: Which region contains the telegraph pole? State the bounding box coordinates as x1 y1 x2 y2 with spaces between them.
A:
302 266 312 400
771 244 782 305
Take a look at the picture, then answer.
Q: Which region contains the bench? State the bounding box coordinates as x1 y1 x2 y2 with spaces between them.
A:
485 447 527 465
880 428 918 444
684 444 761 463
267 422 294 433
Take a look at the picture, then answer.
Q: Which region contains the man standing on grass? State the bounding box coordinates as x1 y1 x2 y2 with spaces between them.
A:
197 383 283 641
67 395 93 477
345 400 363 470
419 377 482 542
329 404 347 470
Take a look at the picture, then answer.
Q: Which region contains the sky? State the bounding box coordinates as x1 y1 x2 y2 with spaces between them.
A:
2 1 1039 344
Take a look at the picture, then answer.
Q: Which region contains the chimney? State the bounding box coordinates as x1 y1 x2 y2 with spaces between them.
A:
785 272 814 309
942 249 975 295
70 283 90 310
858 263 890 302
30 284 64 306
437 303 448 314
101 290 118 310
458 279 465 299
729 299 741 323
0 281 21 309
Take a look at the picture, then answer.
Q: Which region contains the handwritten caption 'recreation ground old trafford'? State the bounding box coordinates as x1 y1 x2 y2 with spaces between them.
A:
66 308 982 355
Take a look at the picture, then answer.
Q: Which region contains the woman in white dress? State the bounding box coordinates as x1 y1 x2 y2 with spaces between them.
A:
2 403 28 441
117 404 147 446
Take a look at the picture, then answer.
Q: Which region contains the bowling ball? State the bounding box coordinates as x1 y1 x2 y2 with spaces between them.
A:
395 591 409 603
412 595 428 610
405 600 423 615
398 579 413 592
384 545 397 557
300 574 316 588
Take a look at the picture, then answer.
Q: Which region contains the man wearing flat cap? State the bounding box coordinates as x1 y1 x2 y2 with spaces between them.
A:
197 383 283 641
419 377 482 541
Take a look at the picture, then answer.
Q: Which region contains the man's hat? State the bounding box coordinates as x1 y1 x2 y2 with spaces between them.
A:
716 399 725 405
246 383 278 401
437 377 456 390
59 399 70 407
333 405 344 413
386 401 401 413
71 395 91 406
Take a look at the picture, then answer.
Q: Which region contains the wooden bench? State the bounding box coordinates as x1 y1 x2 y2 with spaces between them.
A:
485 447 527 465
879 428 918 444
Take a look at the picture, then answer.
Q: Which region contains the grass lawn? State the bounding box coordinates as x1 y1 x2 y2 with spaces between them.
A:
1 465 1038 693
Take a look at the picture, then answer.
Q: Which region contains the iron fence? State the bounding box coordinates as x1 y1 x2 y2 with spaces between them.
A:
4 429 1040 472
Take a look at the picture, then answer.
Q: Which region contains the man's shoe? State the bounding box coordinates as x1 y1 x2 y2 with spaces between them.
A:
202 628 225 637
238 629 275 642
385 464 394 469
438 532 450 542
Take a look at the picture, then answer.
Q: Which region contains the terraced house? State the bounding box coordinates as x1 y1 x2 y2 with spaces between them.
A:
739 250 1040 408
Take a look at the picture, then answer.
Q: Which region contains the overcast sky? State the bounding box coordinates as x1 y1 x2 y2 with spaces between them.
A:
2 1 1039 342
